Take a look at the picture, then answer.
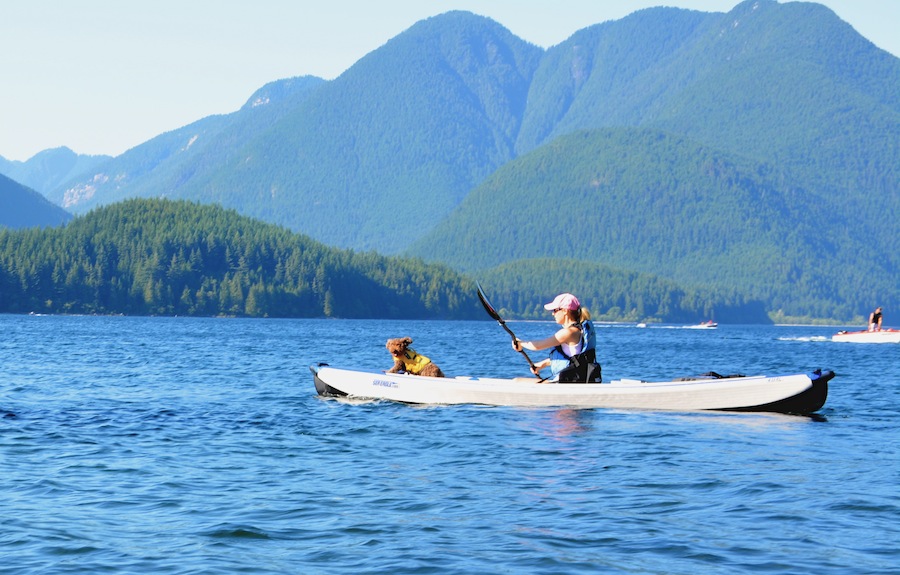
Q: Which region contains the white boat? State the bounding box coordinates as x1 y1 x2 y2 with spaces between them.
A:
685 321 718 329
832 329 900 343
311 364 833 414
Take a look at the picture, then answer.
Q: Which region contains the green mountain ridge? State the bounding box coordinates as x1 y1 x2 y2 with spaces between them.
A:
408 127 883 319
41 13 541 251
2 1 897 320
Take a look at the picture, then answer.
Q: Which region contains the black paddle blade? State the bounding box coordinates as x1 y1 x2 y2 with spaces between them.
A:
476 282 502 322
476 282 536 370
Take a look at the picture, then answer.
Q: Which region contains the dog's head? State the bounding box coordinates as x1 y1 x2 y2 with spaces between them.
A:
386 336 413 358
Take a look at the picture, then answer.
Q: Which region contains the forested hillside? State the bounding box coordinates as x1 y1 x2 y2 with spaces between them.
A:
46 15 541 250
408 128 890 320
12 1 898 321
43 2 899 260
0 174 72 229
515 0 900 283
0 198 768 322
477 258 769 323
0 199 478 319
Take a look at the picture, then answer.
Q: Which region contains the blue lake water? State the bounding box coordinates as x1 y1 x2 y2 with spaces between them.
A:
1 315 898 574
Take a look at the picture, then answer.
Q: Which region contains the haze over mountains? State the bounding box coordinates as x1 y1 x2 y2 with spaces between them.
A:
0 147 109 195
2 0 898 320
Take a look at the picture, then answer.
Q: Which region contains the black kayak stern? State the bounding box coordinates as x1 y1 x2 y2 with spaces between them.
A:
726 369 834 415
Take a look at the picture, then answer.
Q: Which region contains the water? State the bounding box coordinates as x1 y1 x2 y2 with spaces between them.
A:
1 315 898 574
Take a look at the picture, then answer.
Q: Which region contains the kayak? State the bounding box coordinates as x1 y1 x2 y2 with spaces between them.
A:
832 329 900 343
310 364 833 414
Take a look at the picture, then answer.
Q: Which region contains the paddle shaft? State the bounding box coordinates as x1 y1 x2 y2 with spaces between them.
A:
476 283 536 370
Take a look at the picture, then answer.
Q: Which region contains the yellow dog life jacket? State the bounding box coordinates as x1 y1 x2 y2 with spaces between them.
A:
399 350 433 374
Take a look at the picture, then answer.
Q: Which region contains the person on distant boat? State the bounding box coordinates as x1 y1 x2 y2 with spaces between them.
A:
513 293 601 382
868 307 883 332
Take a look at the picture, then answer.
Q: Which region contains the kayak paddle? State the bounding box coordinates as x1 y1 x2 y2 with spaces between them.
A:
476 282 536 370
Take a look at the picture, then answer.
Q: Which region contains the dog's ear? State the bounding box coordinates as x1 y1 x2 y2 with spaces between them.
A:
403 337 413 345
386 339 393 349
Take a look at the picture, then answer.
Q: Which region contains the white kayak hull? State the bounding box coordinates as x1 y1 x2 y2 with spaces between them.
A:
832 329 900 343
311 365 832 414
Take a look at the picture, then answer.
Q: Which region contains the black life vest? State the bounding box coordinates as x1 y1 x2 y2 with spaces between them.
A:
551 320 602 383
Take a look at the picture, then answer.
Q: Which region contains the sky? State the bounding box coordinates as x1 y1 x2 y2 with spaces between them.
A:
1 0 897 162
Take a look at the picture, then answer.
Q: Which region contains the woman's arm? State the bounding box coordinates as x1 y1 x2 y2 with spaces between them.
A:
514 325 580 352
530 357 550 376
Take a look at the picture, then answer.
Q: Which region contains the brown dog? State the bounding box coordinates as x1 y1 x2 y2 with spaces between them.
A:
385 337 445 377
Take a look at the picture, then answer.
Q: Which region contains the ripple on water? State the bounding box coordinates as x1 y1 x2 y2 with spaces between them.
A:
1 317 898 574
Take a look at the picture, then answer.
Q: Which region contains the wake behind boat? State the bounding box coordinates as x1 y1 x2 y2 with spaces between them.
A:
832 329 900 343
311 364 833 414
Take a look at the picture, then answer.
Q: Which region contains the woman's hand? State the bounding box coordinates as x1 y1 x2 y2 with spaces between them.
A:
530 358 549 377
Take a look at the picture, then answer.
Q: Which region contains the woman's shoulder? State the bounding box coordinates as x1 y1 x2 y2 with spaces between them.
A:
559 323 582 341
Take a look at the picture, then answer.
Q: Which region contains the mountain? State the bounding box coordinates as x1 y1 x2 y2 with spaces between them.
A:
407 128 884 320
46 3 899 247
0 147 110 195
49 75 327 210
0 173 72 229
47 12 543 250
515 1 899 261
33 1 900 320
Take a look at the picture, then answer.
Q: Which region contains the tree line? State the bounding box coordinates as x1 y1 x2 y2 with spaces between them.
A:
0 199 480 319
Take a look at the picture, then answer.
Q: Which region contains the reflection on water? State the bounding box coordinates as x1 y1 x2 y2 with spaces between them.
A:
542 408 595 439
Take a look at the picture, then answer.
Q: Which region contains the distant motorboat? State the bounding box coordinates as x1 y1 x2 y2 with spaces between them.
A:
686 321 718 329
832 328 900 343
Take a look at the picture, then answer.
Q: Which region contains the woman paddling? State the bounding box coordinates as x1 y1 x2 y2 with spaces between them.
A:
512 293 601 383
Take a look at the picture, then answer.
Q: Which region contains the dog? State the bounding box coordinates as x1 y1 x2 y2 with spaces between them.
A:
385 337 445 377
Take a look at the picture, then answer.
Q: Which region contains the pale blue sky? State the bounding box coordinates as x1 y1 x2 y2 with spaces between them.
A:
1 0 897 161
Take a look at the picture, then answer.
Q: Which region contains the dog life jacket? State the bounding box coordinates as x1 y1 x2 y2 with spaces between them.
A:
548 320 601 382
398 350 433 374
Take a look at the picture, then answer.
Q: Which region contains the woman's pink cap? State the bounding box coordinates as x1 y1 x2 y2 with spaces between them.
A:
543 293 580 310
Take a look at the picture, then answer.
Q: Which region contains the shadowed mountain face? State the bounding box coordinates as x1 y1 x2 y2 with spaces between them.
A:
0 173 72 229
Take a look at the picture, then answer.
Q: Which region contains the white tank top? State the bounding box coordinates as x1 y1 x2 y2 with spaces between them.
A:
560 341 582 356
560 326 583 356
